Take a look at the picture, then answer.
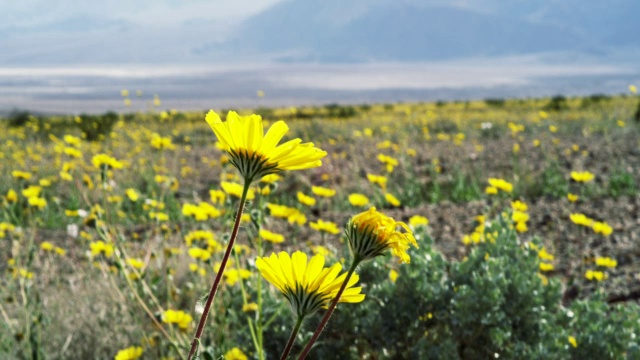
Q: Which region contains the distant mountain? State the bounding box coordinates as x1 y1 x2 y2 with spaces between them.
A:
222 0 640 62
1 0 638 65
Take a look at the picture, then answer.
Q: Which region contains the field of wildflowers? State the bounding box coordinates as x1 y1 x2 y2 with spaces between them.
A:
2 90 640 359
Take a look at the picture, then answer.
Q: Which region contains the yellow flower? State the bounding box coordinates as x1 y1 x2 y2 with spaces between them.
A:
485 186 498 195
515 221 528 233
385 193 401 207
367 173 388 190
11 170 32 180
63 135 82 147
22 185 42 198
592 222 613 236
63 147 82 158
182 202 221 221
549 125 558 133
184 230 216 247
570 171 594 183
256 251 365 318
389 269 399 283
92 154 123 170
163 309 193 330
312 245 332 257
538 249 555 261
487 178 513 193
90 241 114 257
243 303 259 312
347 207 418 264
568 336 578 348
126 188 139 202
188 247 212 262
221 181 255 200
310 219 341 235
377 154 398 173
266 203 306 224
511 200 528 212
150 133 176 150
40 241 55 251
348 193 369 207
567 193 579 202
311 185 336 198
539 263 554 272
60 171 73 181
209 189 226 204
28 197 47 209
585 270 607 281
224 347 248 360
259 229 285 243
512 211 529 224
297 192 316 206
127 258 145 269
114 346 143 360
595 256 617 268
224 268 252 286
408 215 429 228
570 213 594 227
206 110 327 181
6 189 18 203
630 84 638 94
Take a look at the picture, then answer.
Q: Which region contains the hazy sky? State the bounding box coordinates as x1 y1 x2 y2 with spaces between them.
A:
1 0 284 27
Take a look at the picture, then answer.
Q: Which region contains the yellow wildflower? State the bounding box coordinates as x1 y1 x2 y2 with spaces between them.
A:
347 207 418 264
205 110 327 181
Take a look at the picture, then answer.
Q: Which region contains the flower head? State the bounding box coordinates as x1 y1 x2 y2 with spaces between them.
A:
92 154 123 170
346 207 418 264
570 171 594 183
487 178 513 193
163 309 193 330
114 346 143 360
256 251 365 318
348 193 369 207
224 347 248 360
205 110 326 181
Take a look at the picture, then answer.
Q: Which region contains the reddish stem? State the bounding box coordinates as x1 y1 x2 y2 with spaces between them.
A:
187 183 250 360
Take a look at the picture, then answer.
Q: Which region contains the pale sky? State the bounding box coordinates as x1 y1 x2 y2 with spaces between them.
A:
0 0 284 28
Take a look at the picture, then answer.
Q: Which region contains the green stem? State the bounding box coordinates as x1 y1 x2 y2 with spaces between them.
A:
233 250 261 354
187 180 251 360
297 257 361 359
280 316 304 360
256 234 265 360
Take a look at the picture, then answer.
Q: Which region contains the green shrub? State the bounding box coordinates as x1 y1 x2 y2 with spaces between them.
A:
314 213 640 359
7 110 32 127
77 111 119 141
608 168 637 198
544 95 569 112
484 98 506 108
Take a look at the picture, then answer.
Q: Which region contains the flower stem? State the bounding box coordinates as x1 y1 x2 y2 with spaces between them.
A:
297 257 361 359
281 316 304 360
187 180 251 360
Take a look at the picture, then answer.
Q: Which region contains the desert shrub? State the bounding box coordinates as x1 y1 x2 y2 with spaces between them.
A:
314 213 640 359
544 95 569 112
77 111 119 141
485 98 506 108
7 110 33 127
580 94 610 108
608 168 637 198
324 104 357 118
